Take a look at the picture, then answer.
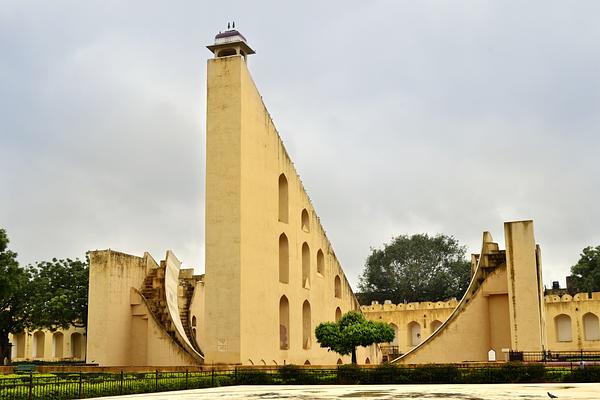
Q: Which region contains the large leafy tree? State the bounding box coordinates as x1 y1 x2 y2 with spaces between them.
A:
0 229 31 363
358 233 471 304
570 245 600 293
315 311 394 364
28 258 89 329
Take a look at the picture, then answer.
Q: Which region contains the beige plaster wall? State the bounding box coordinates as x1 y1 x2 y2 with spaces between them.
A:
545 293 600 351
88 250 201 366
382 221 543 364
504 221 546 351
361 300 456 355
204 54 376 365
10 326 87 362
87 250 151 366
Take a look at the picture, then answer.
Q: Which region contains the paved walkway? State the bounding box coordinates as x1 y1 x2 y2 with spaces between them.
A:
91 383 600 399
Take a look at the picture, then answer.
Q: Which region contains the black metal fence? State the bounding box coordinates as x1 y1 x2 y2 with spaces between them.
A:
509 350 600 363
1 363 599 400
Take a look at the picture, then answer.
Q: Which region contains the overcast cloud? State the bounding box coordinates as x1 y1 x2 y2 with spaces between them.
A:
1 1 599 291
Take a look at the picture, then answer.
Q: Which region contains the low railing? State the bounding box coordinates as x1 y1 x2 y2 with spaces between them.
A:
1 363 600 399
509 350 600 363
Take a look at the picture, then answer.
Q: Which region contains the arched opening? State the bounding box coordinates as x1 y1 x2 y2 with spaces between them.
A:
279 296 290 350
317 249 324 275
33 331 45 358
71 332 82 359
337 358 343 365
555 314 572 342
334 275 342 298
335 307 342 322
408 321 421 346
52 332 64 358
304 360 311 365
192 316 197 327
15 333 25 358
431 320 443 333
279 234 289 283
301 209 310 232
278 174 288 223
365 357 371 364
389 323 399 346
217 48 238 57
302 300 311 349
302 242 310 289
583 313 600 341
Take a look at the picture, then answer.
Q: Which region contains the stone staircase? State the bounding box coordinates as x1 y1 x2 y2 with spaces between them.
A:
139 264 203 357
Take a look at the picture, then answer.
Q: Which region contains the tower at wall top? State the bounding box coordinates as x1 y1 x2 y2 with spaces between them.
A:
207 23 255 61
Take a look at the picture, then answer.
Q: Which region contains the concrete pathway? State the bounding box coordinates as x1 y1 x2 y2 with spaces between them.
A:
91 383 600 399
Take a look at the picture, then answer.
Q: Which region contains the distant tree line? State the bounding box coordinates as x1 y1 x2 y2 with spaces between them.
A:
0 228 88 364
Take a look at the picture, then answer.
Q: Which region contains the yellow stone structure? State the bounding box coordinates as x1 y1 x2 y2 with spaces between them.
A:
84 29 377 367
9 326 86 362
62 29 600 368
366 221 548 364
363 294 600 362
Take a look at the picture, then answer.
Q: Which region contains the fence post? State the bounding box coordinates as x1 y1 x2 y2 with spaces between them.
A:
78 372 83 399
185 368 189 390
155 369 159 392
120 370 124 395
234 366 237 384
211 368 215 387
28 372 33 400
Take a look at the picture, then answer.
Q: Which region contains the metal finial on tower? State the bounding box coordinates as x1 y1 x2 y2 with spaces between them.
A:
227 22 231 29
232 21 235 29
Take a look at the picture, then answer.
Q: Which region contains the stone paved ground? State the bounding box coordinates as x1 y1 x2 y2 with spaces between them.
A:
91 383 600 399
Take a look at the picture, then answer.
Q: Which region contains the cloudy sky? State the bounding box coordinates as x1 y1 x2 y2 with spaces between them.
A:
1 1 599 291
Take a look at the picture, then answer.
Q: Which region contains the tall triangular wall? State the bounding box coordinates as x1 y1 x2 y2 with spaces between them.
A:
204 54 372 365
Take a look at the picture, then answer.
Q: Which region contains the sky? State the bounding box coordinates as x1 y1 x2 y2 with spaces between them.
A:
1 1 599 291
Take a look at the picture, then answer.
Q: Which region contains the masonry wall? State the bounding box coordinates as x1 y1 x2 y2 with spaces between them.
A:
204 54 375 365
87 251 150 366
10 326 87 362
88 250 200 366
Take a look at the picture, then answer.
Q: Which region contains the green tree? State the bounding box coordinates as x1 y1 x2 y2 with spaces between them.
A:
570 245 600 293
28 257 89 329
358 233 471 304
315 311 394 364
0 229 31 363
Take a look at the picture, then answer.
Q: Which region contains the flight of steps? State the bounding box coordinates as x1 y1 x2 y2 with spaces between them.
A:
138 264 202 356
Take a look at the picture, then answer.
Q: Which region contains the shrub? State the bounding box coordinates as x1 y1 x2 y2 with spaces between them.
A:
568 366 600 382
337 364 362 384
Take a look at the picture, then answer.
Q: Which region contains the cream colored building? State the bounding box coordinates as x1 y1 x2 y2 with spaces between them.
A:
362 222 600 363
85 29 378 367
9 326 86 362
363 293 600 362
82 29 599 367
366 221 548 364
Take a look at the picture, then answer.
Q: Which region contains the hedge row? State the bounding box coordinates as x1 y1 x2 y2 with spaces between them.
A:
0 363 598 400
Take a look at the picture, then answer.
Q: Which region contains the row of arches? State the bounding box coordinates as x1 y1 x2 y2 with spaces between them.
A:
278 174 311 234
279 296 312 350
555 312 600 342
13 331 84 359
279 233 341 296
387 320 443 347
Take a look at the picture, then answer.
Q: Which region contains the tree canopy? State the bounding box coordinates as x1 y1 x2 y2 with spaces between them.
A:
0 229 31 363
570 245 600 293
28 258 89 329
315 311 394 364
0 228 89 363
358 233 471 304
